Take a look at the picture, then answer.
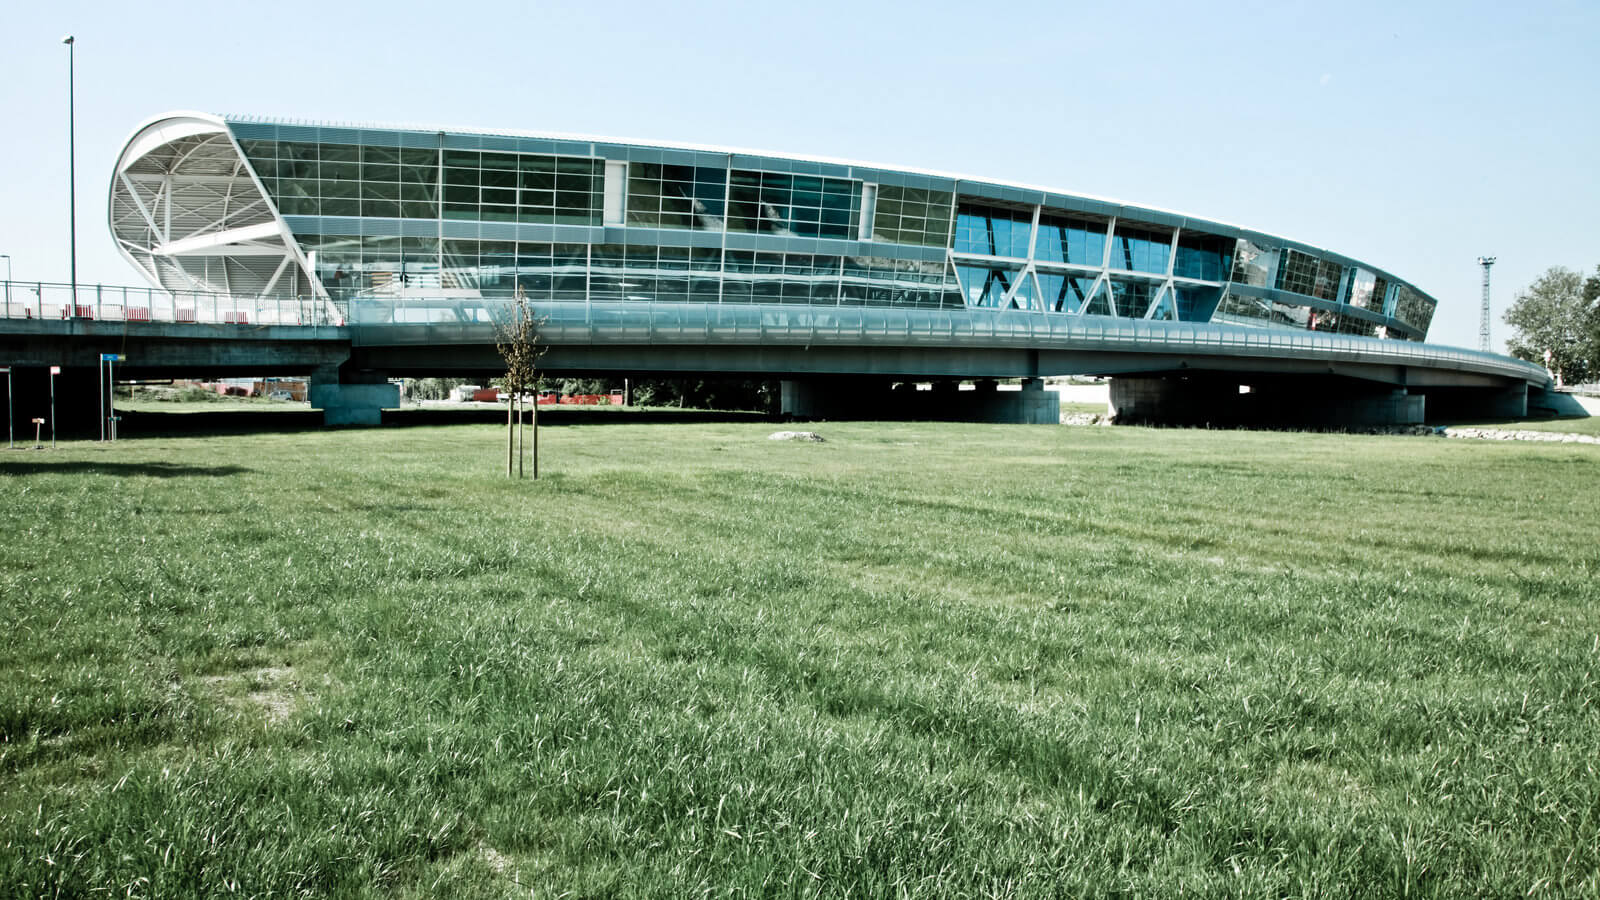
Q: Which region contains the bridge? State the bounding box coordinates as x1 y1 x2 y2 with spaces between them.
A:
0 280 1560 431
3 111 1573 432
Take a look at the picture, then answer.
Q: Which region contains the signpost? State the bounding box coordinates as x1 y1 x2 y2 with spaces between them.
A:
98 354 123 441
1 366 11 449
49 365 59 449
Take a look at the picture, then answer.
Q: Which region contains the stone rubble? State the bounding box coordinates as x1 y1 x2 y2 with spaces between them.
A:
1056 415 1598 444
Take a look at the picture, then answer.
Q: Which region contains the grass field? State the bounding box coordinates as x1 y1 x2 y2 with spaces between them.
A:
2 420 1598 897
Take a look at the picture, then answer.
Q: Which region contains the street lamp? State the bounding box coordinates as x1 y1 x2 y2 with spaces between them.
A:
0 254 11 282
62 35 76 314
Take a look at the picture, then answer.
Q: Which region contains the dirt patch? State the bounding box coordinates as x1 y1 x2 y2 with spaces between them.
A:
202 665 302 725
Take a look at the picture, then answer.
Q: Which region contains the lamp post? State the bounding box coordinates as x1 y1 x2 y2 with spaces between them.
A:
62 35 77 315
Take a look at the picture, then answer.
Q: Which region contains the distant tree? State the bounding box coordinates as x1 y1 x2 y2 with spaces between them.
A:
1586 266 1600 380
1504 266 1594 386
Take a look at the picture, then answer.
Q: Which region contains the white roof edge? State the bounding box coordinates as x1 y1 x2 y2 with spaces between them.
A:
190 111 1434 303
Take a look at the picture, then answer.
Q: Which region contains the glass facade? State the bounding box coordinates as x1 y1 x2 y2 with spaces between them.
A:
625 163 725 231
871 185 954 248
954 203 1033 258
207 118 1438 340
1111 224 1172 275
1035 214 1107 267
725 170 859 239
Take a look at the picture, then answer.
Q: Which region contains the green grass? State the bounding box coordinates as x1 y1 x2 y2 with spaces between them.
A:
2 422 1598 897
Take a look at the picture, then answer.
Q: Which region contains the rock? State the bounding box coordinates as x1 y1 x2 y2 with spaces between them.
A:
769 431 825 442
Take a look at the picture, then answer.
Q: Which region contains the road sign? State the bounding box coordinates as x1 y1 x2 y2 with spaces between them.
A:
0 367 9 373
99 353 124 362
50 366 60 375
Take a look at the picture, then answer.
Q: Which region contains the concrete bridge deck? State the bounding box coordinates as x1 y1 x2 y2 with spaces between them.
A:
0 288 1565 430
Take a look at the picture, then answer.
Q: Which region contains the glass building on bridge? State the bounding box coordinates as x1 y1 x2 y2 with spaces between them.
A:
110 112 1437 341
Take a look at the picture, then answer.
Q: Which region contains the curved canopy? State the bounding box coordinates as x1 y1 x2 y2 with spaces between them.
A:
108 113 330 310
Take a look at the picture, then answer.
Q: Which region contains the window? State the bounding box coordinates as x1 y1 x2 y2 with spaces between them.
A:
953 202 1031 258
725 170 859 239
625 163 726 230
1034 214 1107 267
871 185 954 247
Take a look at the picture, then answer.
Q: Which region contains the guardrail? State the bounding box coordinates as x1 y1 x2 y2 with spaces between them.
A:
0 280 338 326
347 297 1555 388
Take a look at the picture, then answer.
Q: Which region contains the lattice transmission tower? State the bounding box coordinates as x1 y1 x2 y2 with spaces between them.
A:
1477 256 1496 352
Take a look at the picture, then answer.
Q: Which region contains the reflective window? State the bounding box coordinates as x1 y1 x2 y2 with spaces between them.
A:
1009 272 1042 311
1148 288 1177 321
1034 214 1107 267
1275 248 1320 296
1082 281 1114 317
444 151 602 226
1035 272 1100 314
1313 258 1344 302
241 140 442 221
722 251 843 305
1392 285 1436 333
1173 232 1234 281
1230 240 1279 287
625 163 726 231
1344 268 1377 310
1107 277 1160 317
1110 224 1172 274
726 170 859 239
955 264 1022 308
840 257 958 309
1214 290 1333 331
1173 285 1223 322
1371 276 1392 316
1331 314 1381 338
871 185 954 247
953 203 1032 258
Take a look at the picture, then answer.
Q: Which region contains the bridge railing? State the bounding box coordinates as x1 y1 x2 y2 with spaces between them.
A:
345 297 1553 387
0 280 339 326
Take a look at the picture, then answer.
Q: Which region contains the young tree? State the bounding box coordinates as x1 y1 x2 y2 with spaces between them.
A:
1504 266 1594 386
495 286 546 478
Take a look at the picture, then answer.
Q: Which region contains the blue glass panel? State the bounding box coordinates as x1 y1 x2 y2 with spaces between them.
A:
953 203 1032 257
1108 278 1159 317
1083 281 1113 317
1035 214 1108 267
1111 225 1171 274
955 264 1019 308
1009 272 1040 310
1173 285 1223 322
1146 287 1174 321
1173 232 1234 281
1034 272 1100 314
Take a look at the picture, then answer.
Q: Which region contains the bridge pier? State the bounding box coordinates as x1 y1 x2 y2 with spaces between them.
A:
308 367 398 427
781 377 1059 424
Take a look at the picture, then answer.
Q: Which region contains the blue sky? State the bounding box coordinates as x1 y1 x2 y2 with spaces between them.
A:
2 0 1594 350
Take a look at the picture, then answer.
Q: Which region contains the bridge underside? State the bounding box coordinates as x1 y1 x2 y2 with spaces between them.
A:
0 311 1566 432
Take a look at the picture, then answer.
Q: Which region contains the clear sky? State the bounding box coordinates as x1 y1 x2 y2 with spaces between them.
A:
2 0 1594 350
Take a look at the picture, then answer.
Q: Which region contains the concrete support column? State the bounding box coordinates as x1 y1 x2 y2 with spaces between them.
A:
308 365 397 427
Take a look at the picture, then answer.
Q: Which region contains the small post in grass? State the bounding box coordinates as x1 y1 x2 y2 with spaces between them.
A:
31 418 44 449
1 366 11 449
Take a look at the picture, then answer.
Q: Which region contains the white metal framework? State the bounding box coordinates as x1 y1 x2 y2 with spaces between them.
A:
107 113 334 317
